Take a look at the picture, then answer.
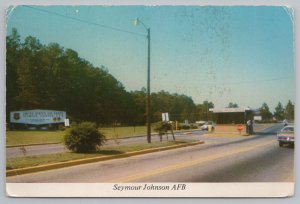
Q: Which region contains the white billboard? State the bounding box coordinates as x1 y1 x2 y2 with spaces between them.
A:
254 116 262 121
10 109 66 125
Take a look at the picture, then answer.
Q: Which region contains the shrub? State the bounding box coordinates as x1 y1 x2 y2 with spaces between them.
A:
153 122 174 141
190 124 198 129
154 122 171 134
181 125 190 130
64 122 106 153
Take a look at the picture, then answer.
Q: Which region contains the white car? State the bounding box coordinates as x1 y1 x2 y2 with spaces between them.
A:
277 125 294 147
200 121 215 131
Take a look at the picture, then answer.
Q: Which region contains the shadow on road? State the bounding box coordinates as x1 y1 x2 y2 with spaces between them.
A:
200 131 277 150
254 131 278 136
95 150 124 155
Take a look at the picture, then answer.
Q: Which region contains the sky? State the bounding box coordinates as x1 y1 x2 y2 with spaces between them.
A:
6 6 295 110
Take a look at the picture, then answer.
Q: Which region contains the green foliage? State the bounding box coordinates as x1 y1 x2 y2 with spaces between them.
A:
150 91 197 122
153 122 172 134
6 29 208 126
64 122 106 153
274 102 285 121
6 29 133 124
285 100 294 120
181 125 191 130
227 102 239 108
195 101 214 121
260 102 273 121
190 124 198 129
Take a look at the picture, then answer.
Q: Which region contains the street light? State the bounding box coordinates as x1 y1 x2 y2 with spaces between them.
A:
134 18 151 143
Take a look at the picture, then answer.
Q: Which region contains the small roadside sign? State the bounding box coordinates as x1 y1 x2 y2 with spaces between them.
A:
64 118 70 127
162 113 169 122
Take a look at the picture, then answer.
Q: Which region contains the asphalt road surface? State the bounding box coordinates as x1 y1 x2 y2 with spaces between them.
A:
7 123 294 183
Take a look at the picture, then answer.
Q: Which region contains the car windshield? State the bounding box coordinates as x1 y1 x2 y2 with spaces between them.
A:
281 127 294 132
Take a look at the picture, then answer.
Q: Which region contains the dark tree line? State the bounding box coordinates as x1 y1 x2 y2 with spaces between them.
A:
250 101 294 122
7 29 132 124
8 29 293 125
264 101 294 121
6 29 212 125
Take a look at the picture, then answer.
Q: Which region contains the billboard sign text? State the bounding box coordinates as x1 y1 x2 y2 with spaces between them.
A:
10 109 66 125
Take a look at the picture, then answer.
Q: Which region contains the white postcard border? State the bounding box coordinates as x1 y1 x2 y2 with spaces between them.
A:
6 183 294 197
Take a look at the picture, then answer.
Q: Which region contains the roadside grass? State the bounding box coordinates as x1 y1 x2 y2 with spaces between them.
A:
6 140 189 170
6 131 65 146
6 126 154 146
100 126 152 139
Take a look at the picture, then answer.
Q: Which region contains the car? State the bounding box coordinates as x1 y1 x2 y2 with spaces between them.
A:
200 121 215 131
277 125 294 147
195 121 207 126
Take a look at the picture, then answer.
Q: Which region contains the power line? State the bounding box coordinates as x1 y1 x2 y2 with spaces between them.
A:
23 5 146 37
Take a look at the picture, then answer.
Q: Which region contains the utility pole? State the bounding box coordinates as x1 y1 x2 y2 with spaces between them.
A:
146 28 151 143
134 18 151 143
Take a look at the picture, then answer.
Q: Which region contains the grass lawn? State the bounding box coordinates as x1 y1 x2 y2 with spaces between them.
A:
7 140 189 170
6 126 155 146
100 126 152 139
6 131 65 146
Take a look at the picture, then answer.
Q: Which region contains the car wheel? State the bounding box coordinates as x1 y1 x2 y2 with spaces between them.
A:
279 141 283 147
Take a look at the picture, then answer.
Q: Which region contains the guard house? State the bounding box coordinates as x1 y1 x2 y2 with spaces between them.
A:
209 107 255 135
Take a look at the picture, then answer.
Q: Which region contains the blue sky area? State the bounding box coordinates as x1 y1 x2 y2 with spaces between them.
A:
6 6 295 110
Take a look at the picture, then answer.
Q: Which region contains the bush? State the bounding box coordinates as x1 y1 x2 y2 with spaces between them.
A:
181 125 190 130
153 122 172 134
190 124 198 129
153 122 175 141
64 122 106 153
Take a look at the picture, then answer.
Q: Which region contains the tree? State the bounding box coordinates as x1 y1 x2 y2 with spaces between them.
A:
6 28 21 121
260 103 272 121
64 122 106 153
196 101 214 121
130 88 147 125
6 29 131 125
227 102 239 108
6 29 204 127
285 100 294 121
274 102 285 121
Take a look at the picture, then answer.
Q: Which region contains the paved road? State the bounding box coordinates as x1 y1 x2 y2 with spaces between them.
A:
6 130 205 158
7 123 294 183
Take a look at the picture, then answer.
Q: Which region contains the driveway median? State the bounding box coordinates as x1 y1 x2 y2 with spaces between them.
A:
6 140 204 177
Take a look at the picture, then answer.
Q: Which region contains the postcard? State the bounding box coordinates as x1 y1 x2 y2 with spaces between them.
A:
5 5 295 197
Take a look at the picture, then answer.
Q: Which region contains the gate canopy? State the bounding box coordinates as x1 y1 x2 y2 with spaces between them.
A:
209 108 254 125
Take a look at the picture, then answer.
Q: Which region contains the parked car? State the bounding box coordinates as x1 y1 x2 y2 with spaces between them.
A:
277 125 294 147
200 121 215 131
195 121 206 126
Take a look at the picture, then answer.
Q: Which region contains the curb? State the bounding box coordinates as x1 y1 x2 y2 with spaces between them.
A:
6 141 204 177
6 129 201 148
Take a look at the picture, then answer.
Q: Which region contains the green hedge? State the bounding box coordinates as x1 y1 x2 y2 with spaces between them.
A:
64 122 106 153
